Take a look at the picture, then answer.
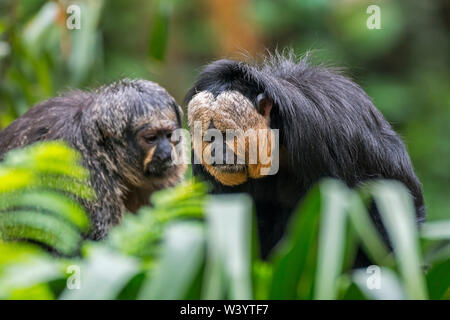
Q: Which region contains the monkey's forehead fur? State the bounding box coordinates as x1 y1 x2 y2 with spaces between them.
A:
188 91 267 132
87 79 182 136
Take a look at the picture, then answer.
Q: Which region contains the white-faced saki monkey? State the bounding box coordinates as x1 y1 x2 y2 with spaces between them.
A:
185 53 425 266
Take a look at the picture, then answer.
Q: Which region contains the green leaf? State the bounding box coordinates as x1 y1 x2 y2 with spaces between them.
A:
151 180 207 209
352 267 406 300
426 258 450 300
9 283 55 300
0 190 90 232
0 242 63 299
314 179 349 300
252 261 273 300
1 141 95 199
202 194 254 299
68 0 104 85
0 258 63 299
371 181 428 300
423 242 450 266
421 221 450 240
3 141 89 180
23 2 59 49
268 185 321 299
106 180 205 257
347 191 393 266
59 247 139 300
138 222 205 299
0 168 33 193
0 211 82 255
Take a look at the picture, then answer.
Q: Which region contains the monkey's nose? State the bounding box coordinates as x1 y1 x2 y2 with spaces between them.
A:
207 120 216 130
154 150 172 164
153 142 173 166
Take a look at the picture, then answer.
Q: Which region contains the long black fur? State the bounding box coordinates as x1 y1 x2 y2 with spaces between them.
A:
185 53 425 263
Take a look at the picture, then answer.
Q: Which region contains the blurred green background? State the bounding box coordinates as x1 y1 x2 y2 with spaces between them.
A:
0 0 448 220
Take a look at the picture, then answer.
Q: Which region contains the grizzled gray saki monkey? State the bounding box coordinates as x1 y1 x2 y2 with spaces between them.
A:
185 53 425 265
0 79 186 239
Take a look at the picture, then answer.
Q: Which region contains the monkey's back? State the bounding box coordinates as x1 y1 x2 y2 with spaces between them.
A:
0 92 91 158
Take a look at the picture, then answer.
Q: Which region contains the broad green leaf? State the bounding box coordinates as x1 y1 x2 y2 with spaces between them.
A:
3 141 89 181
36 175 95 200
423 242 450 266
0 168 33 193
348 191 393 266
68 0 104 85
1 142 95 200
60 247 139 300
0 211 82 255
341 217 358 271
421 221 450 240
353 267 406 300
23 2 59 48
314 180 349 300
371 181 428 300
252 261 272 300
268 185 321 299
106 180 205 257
9 283 55 300
337 274 366 300
151 180 207 209
202 194 253 300
138 222 205 299
0 241 46 264
0 190 90 232
426 258 450 300
0 242 63 299
0 258 62 299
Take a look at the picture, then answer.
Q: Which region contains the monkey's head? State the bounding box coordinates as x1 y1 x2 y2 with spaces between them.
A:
187 89 275 187
83 79 186 188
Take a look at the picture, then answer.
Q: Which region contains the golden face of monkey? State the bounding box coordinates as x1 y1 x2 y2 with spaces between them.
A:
187 91 276 186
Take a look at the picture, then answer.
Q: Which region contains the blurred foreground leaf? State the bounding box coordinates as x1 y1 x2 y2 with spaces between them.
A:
138 222 204 299
59 246 139 300
0 142 93 255
371 181 428 300
268 185 321 299
202 194 253 299
314 180 349 299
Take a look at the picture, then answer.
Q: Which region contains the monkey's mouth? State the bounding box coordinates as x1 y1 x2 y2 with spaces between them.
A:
202 142 246 173
146 163 174 177
210 163 246 173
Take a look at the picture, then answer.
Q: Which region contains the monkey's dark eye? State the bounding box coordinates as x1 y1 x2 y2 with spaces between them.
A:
144 135 158 144
166 132 172 140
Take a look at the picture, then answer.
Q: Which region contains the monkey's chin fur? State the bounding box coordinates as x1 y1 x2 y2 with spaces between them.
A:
199 141 273 186
204 164 248 186
203 162 272 186
195 133 274 186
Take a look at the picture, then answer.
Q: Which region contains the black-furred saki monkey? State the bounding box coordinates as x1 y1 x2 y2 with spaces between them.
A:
185 53 425 264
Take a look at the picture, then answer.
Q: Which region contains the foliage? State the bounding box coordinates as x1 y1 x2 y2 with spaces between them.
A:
0 142 93 255
0 0 448 300
0 142 448 300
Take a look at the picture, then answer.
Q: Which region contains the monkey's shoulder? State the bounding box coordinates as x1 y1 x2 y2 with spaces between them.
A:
0 94 90 156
